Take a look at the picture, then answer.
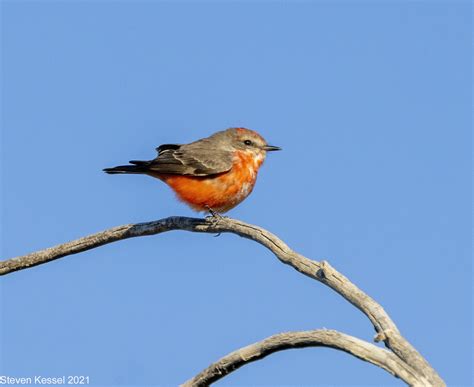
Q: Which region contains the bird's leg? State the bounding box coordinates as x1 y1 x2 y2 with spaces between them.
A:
203 206 224 236
205 205 224 219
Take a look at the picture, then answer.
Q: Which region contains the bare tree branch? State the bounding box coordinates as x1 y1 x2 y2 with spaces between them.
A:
181 329 424 386
0 216 445 386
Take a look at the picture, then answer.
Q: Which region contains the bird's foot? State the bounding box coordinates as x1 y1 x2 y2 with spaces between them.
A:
204 206 225 236
205 206 228 226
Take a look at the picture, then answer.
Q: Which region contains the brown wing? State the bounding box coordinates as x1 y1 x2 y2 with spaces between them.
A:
145 141 233 176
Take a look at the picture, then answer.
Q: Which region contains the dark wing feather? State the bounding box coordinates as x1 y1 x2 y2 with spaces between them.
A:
147 142 233 176
156 144 181 154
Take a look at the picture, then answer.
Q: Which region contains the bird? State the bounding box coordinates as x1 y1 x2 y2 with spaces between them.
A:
103 127 281 214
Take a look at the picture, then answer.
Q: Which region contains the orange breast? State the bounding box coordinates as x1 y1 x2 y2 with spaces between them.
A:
151 151 263 212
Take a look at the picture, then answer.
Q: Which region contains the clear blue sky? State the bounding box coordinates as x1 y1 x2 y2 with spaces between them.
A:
1 1 471 386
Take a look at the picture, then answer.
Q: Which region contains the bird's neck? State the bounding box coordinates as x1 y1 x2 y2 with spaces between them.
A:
234 151 265 179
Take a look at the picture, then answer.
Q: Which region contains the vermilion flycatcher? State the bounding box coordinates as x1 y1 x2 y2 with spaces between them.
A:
103 127 281 213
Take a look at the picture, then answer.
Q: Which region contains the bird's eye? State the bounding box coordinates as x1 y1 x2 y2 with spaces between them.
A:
243 140 252 146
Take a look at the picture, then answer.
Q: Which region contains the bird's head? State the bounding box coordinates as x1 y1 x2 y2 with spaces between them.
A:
223 127 281 162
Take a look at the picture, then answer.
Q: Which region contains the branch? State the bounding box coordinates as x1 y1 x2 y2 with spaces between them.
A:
181 329 423 386
1 216 444 386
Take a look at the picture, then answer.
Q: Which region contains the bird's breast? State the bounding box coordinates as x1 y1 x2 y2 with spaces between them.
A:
158 151 263 212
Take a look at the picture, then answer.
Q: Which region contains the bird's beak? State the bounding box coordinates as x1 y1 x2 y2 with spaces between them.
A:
263 145 282 151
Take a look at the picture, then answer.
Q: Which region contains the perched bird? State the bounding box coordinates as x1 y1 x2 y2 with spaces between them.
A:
103 127 281 213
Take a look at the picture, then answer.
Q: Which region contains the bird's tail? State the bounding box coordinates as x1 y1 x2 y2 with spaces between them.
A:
103 160 151 174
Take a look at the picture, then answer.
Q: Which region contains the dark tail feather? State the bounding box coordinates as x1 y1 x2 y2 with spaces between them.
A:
129 160 150 166
103 160 151 174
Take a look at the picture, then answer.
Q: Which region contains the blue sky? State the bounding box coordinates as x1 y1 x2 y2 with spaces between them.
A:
1 1 471 386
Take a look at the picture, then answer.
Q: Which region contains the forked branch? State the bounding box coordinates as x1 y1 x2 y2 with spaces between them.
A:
0 216 445 386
